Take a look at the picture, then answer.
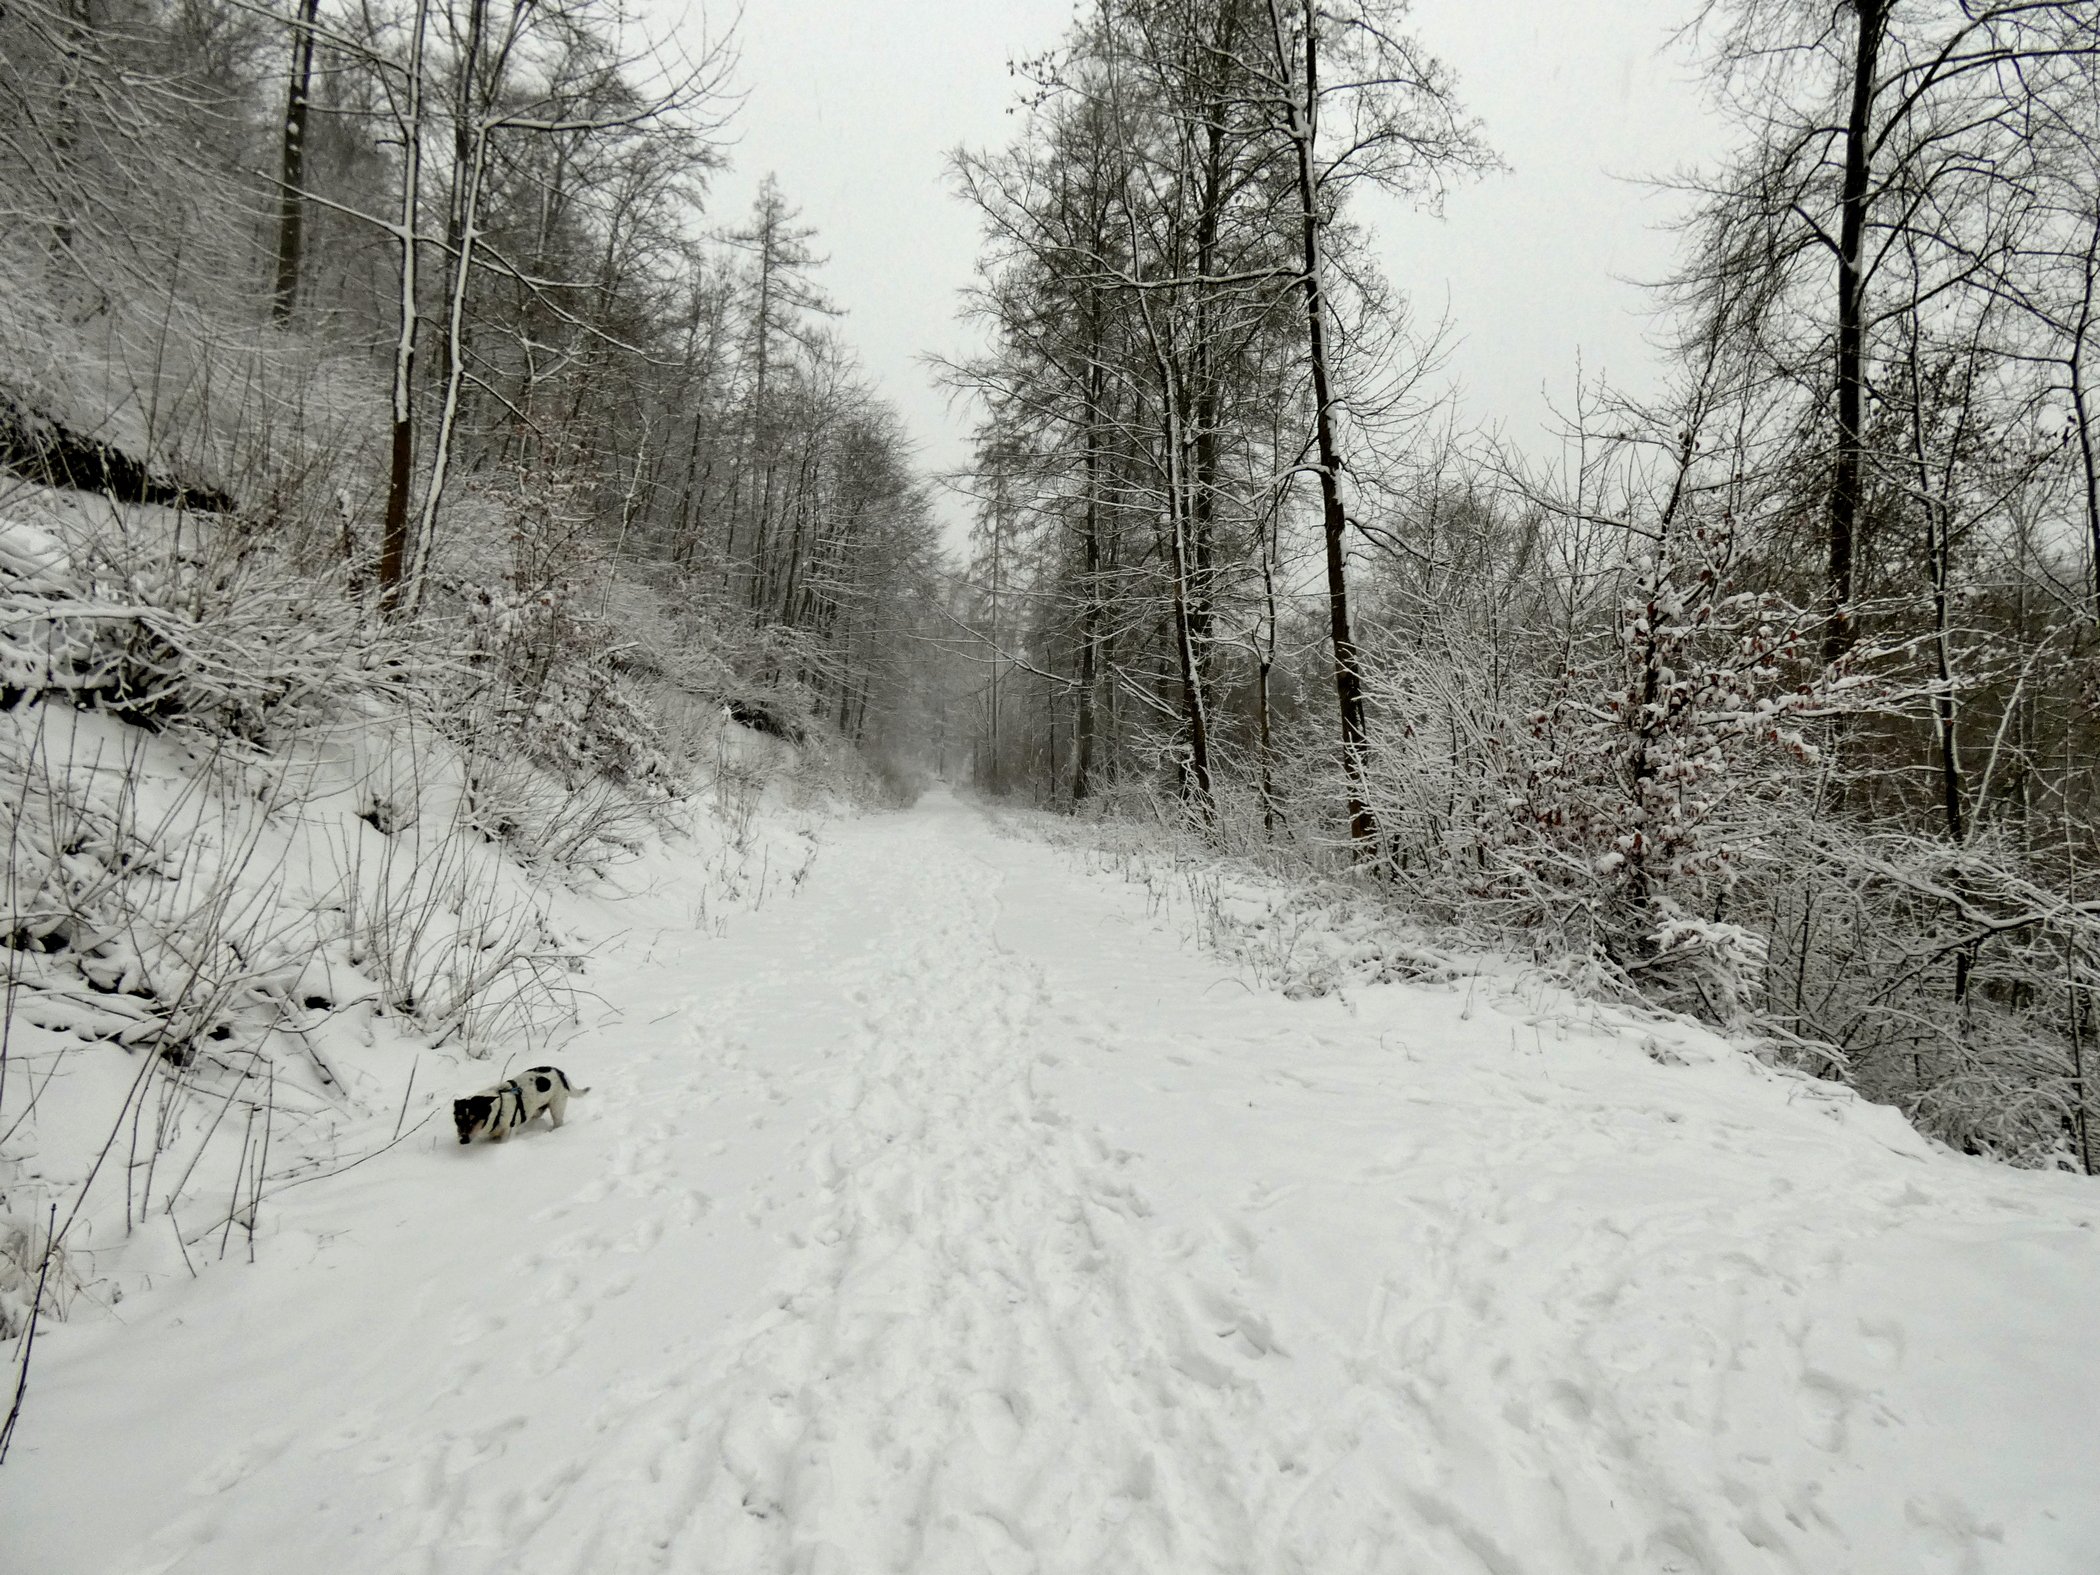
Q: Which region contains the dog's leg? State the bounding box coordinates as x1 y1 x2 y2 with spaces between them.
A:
548 1088 568 1128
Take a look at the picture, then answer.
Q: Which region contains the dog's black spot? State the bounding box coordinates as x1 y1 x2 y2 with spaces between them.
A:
534 1075 552 1093
453 1093 496 1145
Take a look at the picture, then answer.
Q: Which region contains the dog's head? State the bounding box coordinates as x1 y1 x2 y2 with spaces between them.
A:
453 1093 495 1144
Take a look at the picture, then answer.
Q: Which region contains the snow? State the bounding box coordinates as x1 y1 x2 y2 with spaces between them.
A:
4 788 2098 1573
0 518 69 591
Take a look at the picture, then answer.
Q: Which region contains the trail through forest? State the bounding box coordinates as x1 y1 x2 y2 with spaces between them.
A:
5 790 2098 1574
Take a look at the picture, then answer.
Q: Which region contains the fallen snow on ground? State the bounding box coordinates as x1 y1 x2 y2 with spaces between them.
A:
4 788 2096 1574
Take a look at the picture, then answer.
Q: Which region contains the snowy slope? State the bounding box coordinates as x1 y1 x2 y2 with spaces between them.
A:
3 788 2096 1574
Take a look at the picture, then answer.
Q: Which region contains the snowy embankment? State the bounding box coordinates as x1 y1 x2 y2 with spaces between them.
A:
4 787 2096 1574
0 487 833 1424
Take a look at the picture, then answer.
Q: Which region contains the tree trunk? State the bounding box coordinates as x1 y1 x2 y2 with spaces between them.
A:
1071 372 1103 803
1927 501 1966 849
1826 0 1888 665
377 0 429 609
269 0 320 324
50 0 92 253
408 109 492 608
2068 218 2100 623
432 0 488 405
743 205 775 609
1257 494 1282 837
1161 376 1215 821
1286 0 1377 854
673 410 706 564
1187 2 1237 724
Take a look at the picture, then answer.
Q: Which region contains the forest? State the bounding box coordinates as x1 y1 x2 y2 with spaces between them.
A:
1 0 2098 1211
946 0 2100 1170
5 3 2100 1565
2 0 942 762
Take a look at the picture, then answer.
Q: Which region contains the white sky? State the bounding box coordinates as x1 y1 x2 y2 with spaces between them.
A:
696 0 1727 537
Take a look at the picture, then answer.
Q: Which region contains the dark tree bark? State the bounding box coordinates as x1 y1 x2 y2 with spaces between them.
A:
1160 377 1215 819
269 0 320 325
377 0 429 608
2070 220 2100 623
1826 0 1889 665
1285 0 1378 854
1071 360 1105 802
0 396 233 513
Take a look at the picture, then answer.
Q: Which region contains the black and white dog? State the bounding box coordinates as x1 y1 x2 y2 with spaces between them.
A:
453 1065 590 1145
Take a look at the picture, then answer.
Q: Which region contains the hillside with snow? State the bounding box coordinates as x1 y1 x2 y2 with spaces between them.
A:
4 787 2097 1573
0 477 870 1385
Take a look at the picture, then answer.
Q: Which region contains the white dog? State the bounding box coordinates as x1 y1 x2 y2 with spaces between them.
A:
453 1065 589 1144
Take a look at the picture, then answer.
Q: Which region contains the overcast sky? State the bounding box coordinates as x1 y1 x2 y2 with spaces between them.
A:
698 0 1727 537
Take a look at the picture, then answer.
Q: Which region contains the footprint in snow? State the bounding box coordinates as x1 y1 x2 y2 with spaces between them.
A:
530 1329 582 1377
570 1175 617 1206
526 1267 582 1308
447 1309 506 1346
428 1415 527 1487
1798 1370 1853 1451
963 1389 1025 1457
1192 1287 1284 1358
187 1428 294 1494
1858 1318 1905 1368
618 1217 664 1254
314 1411 379 1454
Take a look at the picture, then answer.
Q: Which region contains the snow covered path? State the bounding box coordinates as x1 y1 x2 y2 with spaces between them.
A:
7 788 2099 1574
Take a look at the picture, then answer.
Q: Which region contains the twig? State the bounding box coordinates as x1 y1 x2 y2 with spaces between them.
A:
248 1064 274 1262
183 1109 439 1247
172 1212 196 1280
220 1103 255 1262
0 1206 58 1468
392 1054 419 1141
164 1043 267 1218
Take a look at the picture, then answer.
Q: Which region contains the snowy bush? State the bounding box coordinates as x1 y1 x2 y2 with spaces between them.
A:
0 487 632 1324
1753 820 2100 1166
0 496 423 743
1340 504 1818 1023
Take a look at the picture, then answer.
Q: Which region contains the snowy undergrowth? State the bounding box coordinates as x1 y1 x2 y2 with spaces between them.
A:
1000 797 1892 1121
1011 802 1512 1000
0 488 848 1347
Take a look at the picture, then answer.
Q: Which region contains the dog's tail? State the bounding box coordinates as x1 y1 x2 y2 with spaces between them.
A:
530 1065 590 1095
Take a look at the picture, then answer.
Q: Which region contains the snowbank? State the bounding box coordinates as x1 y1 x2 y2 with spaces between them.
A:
2 789 2093 1573
0 489 850 1348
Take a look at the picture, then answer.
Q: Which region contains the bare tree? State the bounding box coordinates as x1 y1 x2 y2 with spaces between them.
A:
1246 0 1485 854
270 0 322 323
